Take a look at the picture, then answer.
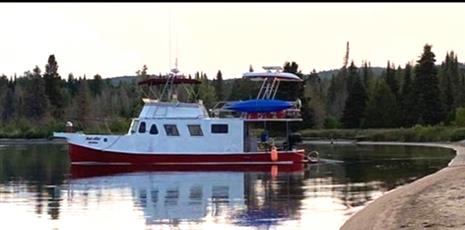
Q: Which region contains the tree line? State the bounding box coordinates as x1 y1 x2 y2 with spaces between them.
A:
322 44 465 129
0 44 464 137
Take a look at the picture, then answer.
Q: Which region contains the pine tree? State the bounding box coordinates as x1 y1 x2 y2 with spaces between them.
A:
346 61 357 92
228 78 257 101
66 73 79 97
364 80 399 128
136 65 150 99
24 66 49 121
192 72 201 101
400 63 417 127
458 67 465 107
1 85 16 122
385 61 399 99
307 70 326 128
198 72 216 109
278 61 301 100
361 61 372 90
44 55 65 119
326 45 351 119
341 63 367 128
412 44 444 125
213 70 224 101
300 91 315 129
89 74 103 96
136 65 149 80
76 79 91 127
0 75 8 119
281 61 314 128
447 51 460 108
438 51 461 121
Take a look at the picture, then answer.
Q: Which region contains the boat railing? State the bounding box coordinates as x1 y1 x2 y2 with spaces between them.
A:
210 101 242 118
241 108 302 122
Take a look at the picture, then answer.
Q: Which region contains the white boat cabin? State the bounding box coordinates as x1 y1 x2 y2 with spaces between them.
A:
124 99 245 153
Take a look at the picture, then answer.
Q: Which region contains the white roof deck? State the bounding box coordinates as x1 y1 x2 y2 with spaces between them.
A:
138 99 209 119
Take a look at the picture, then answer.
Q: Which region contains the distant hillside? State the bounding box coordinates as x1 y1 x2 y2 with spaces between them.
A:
106 63 465 85
106 75 136 86
316 67 386 79
459 62 465 70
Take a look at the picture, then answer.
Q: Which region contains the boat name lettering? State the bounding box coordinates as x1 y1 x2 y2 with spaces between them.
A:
85 137 101 141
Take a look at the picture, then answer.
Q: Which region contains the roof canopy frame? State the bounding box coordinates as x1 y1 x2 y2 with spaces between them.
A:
138 72 201 102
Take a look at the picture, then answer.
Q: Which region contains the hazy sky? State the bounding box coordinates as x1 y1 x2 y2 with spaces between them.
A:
1 3 465 79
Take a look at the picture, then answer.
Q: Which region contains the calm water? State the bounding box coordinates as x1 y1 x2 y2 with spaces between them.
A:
0 143 455 230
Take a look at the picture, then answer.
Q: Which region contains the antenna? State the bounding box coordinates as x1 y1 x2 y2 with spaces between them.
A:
176 30 179 71
168 9 180 75
168 11 172 71
262 66 283 72
171 30 179 74
171 57 179 74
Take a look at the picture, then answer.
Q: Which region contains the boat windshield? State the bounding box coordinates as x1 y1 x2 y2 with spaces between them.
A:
129 119 140 134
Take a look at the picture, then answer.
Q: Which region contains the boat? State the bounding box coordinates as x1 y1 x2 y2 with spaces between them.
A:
53 65 318 165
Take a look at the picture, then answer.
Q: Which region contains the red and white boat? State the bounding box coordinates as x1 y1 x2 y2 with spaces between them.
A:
54 66 317 165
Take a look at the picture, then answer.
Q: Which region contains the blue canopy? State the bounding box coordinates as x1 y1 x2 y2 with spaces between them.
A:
224 99 293 113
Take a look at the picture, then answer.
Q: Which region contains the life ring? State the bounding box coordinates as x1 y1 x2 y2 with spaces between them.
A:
305 151 319 163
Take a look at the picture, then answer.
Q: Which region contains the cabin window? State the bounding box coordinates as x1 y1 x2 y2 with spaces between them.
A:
164 124 180 136
138 122 146 133
211 124 228 134
149 124 158 135
188 125 203 136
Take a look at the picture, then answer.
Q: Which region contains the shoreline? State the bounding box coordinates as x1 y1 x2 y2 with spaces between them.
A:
0 138 66 145
340 141 465 230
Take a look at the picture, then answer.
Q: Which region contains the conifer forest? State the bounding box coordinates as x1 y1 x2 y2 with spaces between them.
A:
1 43 465 139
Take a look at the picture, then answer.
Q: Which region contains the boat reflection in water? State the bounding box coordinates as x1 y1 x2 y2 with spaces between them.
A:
68 164 305 227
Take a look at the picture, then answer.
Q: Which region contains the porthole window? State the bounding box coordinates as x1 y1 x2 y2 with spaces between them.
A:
149 124 158 135
138 122 146 133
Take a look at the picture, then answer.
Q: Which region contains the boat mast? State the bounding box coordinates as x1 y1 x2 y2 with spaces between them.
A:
168 10 172 73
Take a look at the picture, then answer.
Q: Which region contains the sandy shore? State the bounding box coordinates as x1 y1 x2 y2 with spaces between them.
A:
341 141 465 230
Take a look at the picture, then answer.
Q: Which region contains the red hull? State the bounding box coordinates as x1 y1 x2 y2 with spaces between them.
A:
68 143 306 165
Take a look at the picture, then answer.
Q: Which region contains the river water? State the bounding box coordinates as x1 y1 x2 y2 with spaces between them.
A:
0 143 455 229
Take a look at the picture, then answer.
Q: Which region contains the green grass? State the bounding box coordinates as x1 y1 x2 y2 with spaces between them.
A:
299 125 465 142
0 118 132 139
1 118 465 143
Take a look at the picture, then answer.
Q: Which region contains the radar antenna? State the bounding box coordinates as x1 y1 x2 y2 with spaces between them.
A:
262 66 283 73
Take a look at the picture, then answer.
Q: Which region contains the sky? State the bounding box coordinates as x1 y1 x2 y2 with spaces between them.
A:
1 3 465 79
